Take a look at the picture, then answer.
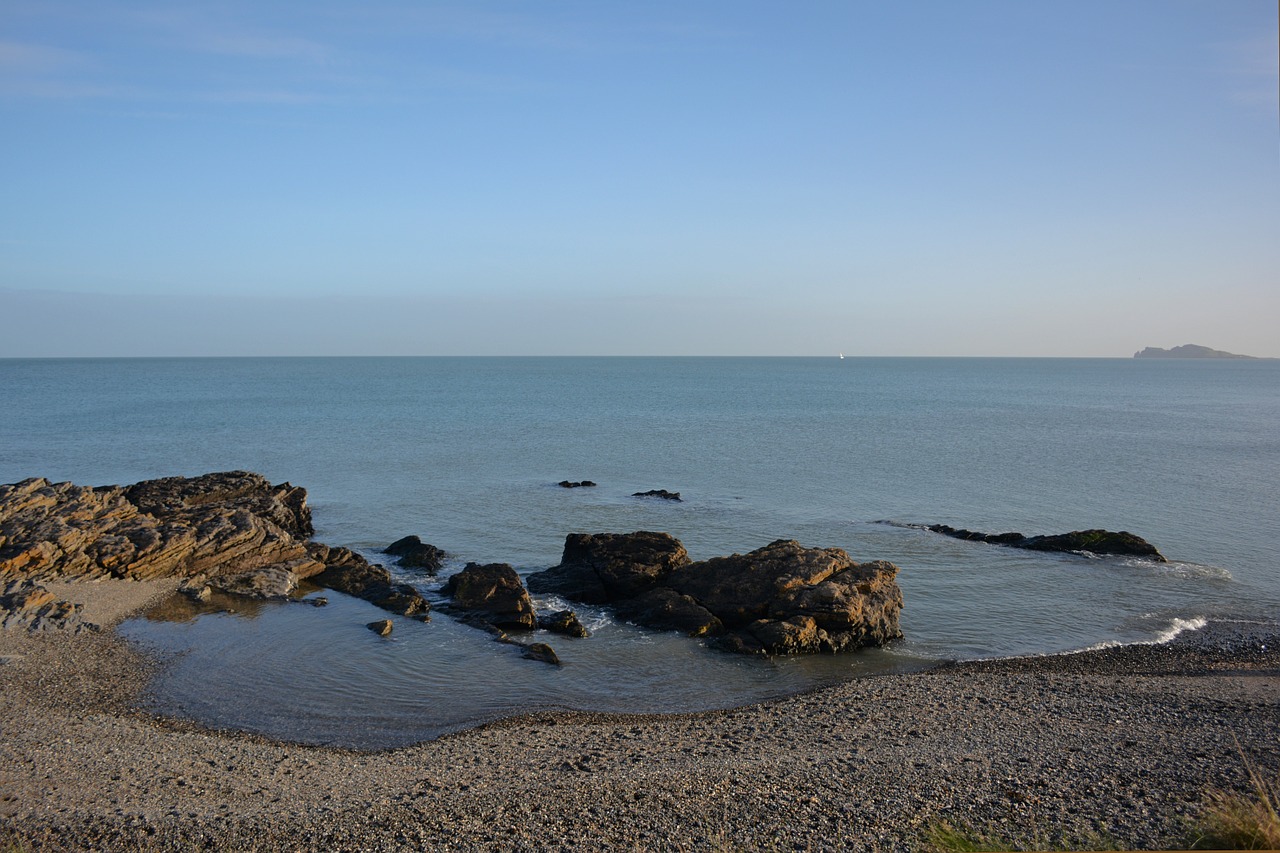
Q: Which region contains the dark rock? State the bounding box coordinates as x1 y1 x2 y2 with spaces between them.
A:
383 535 446 572
367 619 393 636
527 531 690 604
668 540 904 654
614 588 722 637
538 609 589 638
308 544 432 619
632 489 681 501
530 532 902 656
557 481 597 488
309 597 328 607
927 524 1166 561
521 642 561 666
442 563 537 630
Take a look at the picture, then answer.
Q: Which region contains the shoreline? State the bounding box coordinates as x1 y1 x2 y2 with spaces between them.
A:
2 583 1278 851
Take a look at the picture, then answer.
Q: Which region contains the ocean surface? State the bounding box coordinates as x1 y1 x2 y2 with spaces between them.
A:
3 356 1278 748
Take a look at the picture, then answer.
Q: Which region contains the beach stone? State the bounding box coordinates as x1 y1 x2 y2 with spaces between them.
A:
527 531 690 604
383 536 446 572
442 563 537 630
367 619 393 636
538 609 589 638
927 524 1166 561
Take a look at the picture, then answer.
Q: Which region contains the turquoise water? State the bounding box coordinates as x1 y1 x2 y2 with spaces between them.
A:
3 357 1277 747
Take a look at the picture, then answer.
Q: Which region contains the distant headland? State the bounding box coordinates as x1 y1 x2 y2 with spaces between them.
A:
1134 344 1259 359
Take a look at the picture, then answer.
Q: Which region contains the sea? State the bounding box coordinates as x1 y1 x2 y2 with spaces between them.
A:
2 356 1277 749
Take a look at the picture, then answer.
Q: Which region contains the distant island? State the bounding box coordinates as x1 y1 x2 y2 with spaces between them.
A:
1134 344 1258 359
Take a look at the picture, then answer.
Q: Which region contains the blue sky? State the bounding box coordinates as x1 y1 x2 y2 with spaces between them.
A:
2 1 1277 356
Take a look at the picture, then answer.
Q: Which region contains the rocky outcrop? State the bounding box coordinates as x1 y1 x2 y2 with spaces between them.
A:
926 525 1166 561
307 544 431 619
442 563 537 630
632 489 681 501
527 531 690 604
0 472 431 621
558 481 596 489
529 533 903 655
0 472 323 585
384 535 445 573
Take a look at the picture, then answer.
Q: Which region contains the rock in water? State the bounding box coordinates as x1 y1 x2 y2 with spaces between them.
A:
632 489 681 501
530 532 903 656
926 524 1166 561
383 535 446 572
442 563 537 630
526 531 690 604
308 544 431 619
367 619 393 637
521 642 561 666
538 609 589 638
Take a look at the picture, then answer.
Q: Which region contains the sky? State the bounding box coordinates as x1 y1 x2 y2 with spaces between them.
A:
2 1 1277 357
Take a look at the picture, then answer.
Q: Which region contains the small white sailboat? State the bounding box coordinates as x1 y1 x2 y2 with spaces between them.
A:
839 352 845 359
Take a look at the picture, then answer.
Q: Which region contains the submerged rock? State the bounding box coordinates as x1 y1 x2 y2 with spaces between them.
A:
558 480 597 488
926 525 1166 561
632 489 681 501
367 619 393 637
520 642 562 666
531 532 903 656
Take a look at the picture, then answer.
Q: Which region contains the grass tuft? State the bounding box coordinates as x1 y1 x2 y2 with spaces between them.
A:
1191 743 1280 850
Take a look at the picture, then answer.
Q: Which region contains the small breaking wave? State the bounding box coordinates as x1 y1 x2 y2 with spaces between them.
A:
1076 615 1210 653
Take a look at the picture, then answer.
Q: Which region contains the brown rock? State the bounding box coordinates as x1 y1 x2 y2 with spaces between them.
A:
538 609 590 638
442 563 536 630
526 531 690 603
367 619 393 637
308 544 431 620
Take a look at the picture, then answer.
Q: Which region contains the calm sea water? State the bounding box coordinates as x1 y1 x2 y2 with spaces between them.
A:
3 357 1277 748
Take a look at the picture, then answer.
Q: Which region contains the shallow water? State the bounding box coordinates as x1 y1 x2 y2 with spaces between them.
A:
4 356 1278 747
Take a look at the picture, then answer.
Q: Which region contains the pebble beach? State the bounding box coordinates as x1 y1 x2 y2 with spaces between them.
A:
2 580 1277 851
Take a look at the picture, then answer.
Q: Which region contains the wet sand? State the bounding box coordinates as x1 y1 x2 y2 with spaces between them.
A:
1 581 1277 851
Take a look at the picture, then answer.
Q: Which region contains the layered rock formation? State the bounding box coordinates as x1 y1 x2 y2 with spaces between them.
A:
926 524 1166 561
0 472 430 621
529 533 903 655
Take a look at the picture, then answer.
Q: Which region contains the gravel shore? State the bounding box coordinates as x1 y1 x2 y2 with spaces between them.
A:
1 583 1277 852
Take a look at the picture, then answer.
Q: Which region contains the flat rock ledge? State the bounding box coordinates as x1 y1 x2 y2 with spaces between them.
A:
925 524 1166 561
528 532 903 655
0 472 430 625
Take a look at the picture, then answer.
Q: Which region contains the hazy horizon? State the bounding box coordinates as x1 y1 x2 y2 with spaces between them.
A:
3 1 1277 358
